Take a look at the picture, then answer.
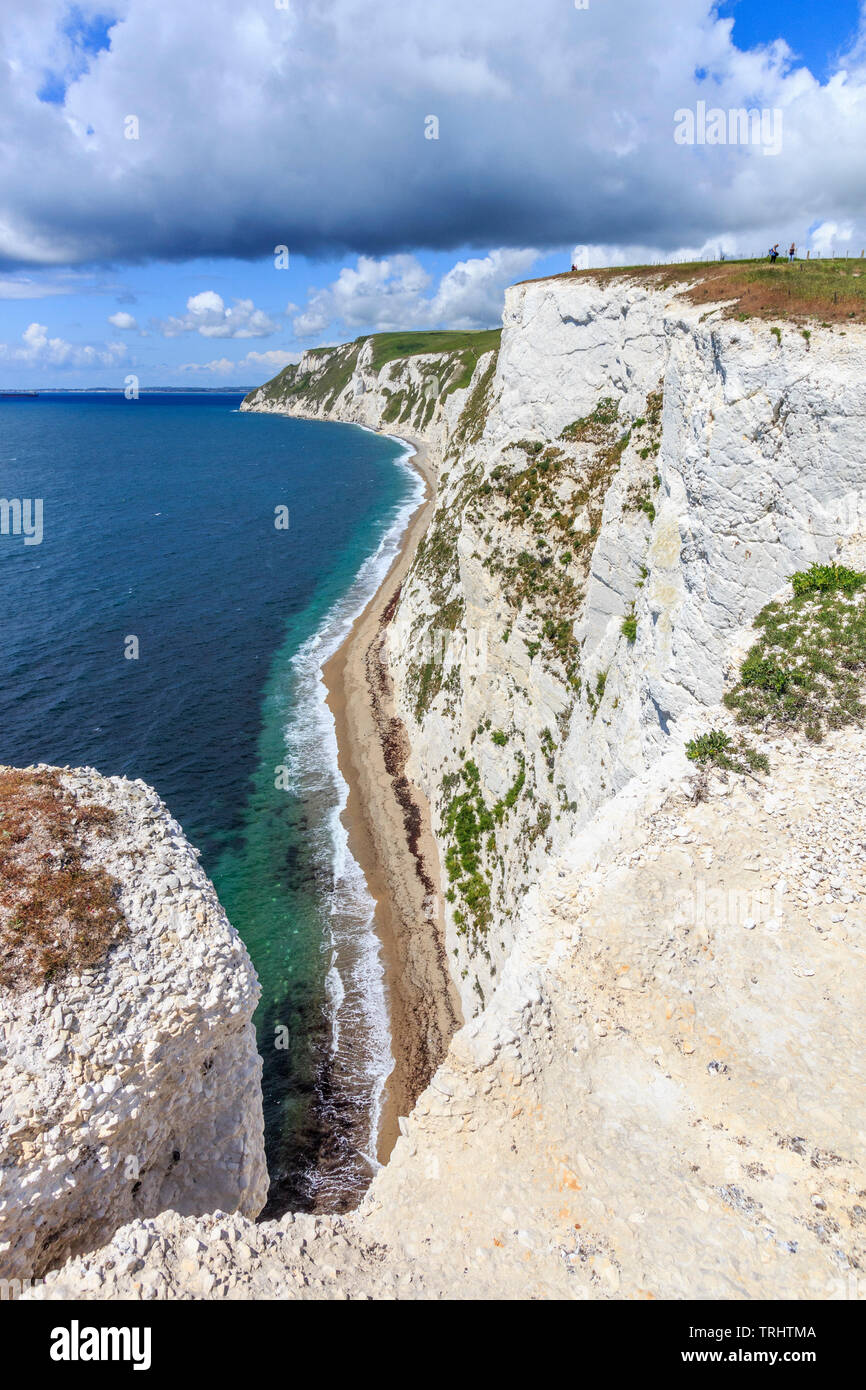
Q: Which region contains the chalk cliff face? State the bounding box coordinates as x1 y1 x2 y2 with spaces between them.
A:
0 766 267 1284
241 279 866 1016
390 277 866 1013
239 332 490 454
23 272 866 1298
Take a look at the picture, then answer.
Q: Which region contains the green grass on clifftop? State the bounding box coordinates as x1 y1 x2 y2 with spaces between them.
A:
524 257 866 325
365 329 500 374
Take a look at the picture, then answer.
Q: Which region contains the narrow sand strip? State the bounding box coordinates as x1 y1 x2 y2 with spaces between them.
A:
322 435 462 1164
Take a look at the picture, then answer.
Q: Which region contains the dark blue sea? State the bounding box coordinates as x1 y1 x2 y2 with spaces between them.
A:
0 391 420 1212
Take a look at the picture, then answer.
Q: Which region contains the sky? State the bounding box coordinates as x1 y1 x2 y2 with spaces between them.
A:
0 0 865 387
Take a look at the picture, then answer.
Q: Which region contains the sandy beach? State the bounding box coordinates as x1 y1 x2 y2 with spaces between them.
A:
322 435 462 1164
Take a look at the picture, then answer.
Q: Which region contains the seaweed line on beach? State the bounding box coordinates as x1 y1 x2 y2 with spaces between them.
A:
363 579 460 1089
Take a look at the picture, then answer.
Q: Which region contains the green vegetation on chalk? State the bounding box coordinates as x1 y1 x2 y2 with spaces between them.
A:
411 596 465 722
443 760 493 936
442 754 528 943
724 562 866 742
493 754 526 822
625 480 656 523
559 396 620 442
586 668 608 715
246 328 502 428
685 729 769 775
475 392 636 688
789 561 866 597
366 329 501 375
252 340 361 412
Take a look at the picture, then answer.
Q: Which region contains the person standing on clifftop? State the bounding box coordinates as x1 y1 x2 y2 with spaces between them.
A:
769 244 780 262
789 242 796 262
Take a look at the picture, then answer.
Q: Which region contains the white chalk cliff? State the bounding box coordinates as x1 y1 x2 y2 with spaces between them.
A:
18 272 866 1297
0 767 267 1285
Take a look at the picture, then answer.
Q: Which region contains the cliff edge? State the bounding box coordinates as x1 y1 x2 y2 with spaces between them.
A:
0 765 267 1286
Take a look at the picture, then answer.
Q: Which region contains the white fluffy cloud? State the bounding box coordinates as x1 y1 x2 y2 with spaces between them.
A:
430 250 540 328
2 1 866 267
180 349 301 376
155 291 278 339
108 310 137 329
293 248 537 339
809 220 855 256
293 256 431 337
0 321 126 367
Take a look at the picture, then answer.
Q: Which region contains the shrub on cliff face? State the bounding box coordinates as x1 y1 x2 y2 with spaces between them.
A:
724 562 866 741
493 755 525 822
559 396 620 442
624 477 659 523
686 729 769 775
586 668 608 716
789 561 866 597
441 754 530 949
443 760 493 937
0 769 125 989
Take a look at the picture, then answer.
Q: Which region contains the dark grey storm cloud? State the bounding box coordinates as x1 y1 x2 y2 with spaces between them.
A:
1 0 866 268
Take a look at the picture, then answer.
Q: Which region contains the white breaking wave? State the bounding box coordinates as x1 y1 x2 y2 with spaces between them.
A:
324 950 346 1057
280 432 423 1185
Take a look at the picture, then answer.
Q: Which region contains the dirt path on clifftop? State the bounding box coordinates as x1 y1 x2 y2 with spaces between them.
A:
322 436 462 1165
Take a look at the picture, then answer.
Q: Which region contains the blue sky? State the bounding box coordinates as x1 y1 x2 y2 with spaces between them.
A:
1 0 865 387
719 0 862 80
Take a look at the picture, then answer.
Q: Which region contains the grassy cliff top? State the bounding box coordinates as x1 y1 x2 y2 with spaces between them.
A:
361 329 501 373
302 329 501 372
522 257 866 325
248 329 501 411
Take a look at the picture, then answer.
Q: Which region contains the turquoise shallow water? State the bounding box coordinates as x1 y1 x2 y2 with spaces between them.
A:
0 392 418 1211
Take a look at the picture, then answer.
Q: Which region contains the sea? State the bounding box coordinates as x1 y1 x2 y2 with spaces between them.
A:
0 390 422 1214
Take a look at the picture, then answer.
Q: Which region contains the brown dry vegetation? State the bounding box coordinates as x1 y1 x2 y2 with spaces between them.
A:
0 768 126 990
521 257 866 325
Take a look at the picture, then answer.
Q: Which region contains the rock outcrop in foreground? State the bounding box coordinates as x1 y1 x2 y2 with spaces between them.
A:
19 268 866 1297
0 766 267 1284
